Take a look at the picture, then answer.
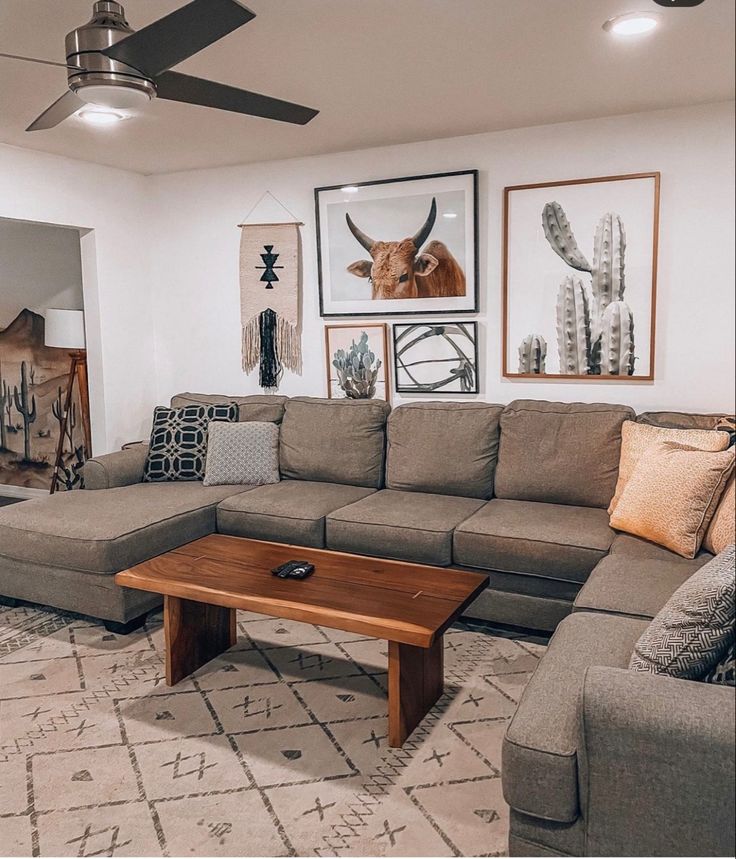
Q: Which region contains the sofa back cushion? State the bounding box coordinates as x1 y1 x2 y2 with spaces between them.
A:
170 392 287 423
494 399 635 508
386 402 503 499
279 397 390 488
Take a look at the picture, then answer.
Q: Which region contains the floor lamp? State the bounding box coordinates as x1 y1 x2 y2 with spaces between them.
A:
46 309 92 494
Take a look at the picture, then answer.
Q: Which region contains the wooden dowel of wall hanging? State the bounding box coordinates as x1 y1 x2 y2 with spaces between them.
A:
237 221 304 228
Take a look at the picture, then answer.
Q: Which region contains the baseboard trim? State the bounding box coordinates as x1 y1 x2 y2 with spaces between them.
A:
0 485 49 499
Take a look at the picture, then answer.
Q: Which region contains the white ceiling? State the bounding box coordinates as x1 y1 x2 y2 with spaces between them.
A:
0 0 733 175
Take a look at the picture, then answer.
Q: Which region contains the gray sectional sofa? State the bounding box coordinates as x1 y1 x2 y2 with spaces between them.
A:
0 392 733 856
0 393 724 632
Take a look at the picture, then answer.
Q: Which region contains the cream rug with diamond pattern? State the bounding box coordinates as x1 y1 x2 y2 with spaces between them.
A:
0 604 544 857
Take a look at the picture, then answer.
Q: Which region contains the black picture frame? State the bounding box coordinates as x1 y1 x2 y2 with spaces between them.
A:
392 321 480 395
315 170 479 318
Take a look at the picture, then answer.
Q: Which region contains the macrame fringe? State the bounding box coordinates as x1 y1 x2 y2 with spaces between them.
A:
241 310 303 380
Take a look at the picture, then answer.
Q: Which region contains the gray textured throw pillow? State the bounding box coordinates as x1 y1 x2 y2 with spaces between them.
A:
203 421 280 486
629 544 735 680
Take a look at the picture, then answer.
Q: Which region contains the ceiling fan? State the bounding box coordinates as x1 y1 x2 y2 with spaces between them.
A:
0 0 319 131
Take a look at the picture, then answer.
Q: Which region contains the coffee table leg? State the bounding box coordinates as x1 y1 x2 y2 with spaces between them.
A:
164 595 237 686
387 636 444 747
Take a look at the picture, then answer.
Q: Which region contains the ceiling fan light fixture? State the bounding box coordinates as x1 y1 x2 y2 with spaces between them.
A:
603 12 661 36
78 107 128 126
74 83 153 109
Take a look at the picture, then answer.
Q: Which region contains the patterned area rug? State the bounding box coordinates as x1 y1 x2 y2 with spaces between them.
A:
0 604 545 857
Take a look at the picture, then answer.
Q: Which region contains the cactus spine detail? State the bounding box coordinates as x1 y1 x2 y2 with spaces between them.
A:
518 334 547 374
13 361 37 462
600 301 635 375
591 213 626 334
541 202 634 375
556 277 592 374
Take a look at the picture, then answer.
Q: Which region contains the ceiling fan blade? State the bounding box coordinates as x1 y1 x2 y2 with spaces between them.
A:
0 52 84 71
156 71 319 125
101 0 255 78
26 90 85 132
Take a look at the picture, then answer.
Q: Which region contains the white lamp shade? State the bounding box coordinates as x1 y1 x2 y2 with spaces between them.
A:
45 309 86 349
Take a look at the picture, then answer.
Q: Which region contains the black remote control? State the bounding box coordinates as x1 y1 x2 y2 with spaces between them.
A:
271 561 315 579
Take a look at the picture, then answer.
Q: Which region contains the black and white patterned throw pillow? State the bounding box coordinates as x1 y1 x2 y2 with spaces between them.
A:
143 404 238 482
203 421 280 486
629 544 735 680
703 639 735 686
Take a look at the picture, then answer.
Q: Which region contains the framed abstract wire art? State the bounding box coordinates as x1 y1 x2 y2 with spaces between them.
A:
392 322 479 394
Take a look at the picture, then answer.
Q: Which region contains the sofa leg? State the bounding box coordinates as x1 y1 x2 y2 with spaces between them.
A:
103 614 147 635
0 595 19 608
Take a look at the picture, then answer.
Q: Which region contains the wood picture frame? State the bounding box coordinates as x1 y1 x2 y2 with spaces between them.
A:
503 172 660 381
324 322 391 402
315 170 479 317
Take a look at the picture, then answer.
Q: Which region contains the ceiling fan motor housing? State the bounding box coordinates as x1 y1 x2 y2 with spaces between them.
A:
65 1 156 105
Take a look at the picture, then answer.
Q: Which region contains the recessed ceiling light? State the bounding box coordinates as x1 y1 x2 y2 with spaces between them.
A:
603 12 660 36
340 186 359 193
442 212 458 219
78 108 128 127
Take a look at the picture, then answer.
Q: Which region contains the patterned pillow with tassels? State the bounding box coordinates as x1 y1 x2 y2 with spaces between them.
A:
629 544 735 680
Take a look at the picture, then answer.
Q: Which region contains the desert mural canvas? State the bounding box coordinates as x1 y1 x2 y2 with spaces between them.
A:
0 309 82 490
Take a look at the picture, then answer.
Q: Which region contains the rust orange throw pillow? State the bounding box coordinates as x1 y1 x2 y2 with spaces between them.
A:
703 476 735 555
609 441 735 558
608 421 731 514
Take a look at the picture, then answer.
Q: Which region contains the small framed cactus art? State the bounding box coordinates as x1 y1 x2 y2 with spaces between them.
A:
325 323 390 402
503 172 660 380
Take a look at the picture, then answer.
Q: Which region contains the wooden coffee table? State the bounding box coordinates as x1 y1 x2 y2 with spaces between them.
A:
115 534 487 747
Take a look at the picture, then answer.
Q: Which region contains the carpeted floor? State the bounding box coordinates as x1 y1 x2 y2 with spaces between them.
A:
0 603 545 857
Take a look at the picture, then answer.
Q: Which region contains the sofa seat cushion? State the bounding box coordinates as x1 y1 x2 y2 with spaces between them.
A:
453 499 615 582
502 612 648 823
573 556 700 620
326 489 485 566
610 532 714 565
217 481 375 548
0 483 253 574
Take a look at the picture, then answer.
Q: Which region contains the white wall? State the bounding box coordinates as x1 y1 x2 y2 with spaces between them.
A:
0 219 84 328
0 144 157 452
149 101 736 414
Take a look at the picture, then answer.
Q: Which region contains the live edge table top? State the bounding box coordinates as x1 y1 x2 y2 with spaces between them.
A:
115 534 488 648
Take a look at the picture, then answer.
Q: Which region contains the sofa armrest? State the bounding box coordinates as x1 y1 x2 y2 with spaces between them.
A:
580 666 735 857
83 443 149 489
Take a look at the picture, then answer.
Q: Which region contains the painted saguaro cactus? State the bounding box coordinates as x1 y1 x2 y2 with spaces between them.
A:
518 334 547 374
13 361 37 462
0 369 8 451
541 201 633 375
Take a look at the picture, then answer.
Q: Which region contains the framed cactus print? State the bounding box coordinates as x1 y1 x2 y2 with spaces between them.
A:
503 172 660 380
324 323 390 402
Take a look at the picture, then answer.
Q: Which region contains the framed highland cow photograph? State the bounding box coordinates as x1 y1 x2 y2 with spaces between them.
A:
315 170 479 317
503 172 660 380
324 323 390 402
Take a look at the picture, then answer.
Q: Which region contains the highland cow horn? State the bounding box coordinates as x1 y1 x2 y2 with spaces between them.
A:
412 198 437 249
345 212 375 251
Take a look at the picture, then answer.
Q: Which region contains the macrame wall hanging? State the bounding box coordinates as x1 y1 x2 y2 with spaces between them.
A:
238 191 303 390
